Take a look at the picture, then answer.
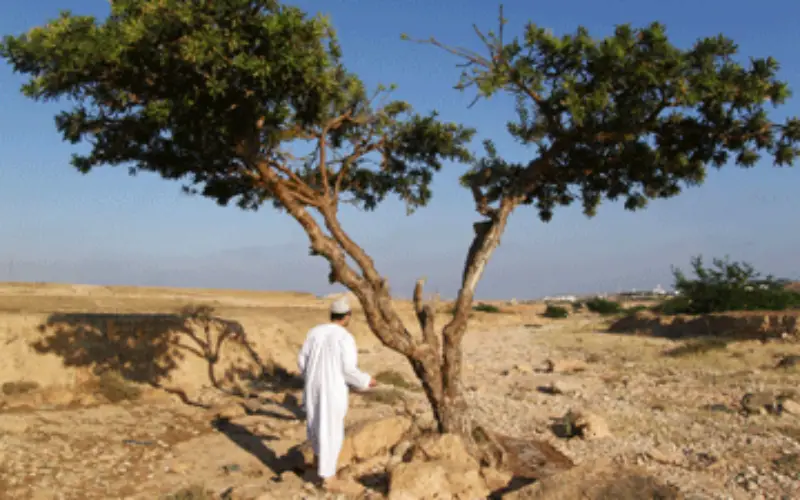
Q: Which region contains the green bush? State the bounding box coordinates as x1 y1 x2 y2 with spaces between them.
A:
473 302 501 313
662 255 800 315
585 297 623 315
543 304 569 319
571 301 584 311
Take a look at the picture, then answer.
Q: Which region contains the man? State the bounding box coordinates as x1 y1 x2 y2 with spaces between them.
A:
297 296 376 491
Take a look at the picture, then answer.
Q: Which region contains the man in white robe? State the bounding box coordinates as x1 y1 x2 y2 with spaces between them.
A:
297 296 375 490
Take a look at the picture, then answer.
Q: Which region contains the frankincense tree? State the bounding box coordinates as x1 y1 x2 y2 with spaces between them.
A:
3 1 798 461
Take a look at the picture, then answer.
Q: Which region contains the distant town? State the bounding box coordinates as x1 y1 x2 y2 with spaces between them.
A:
541 284 677 303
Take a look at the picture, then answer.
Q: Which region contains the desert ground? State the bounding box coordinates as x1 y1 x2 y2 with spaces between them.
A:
0 282 799 499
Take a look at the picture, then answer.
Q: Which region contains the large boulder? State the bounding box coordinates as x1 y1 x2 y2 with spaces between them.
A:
389 459 490 500
288 415 412 472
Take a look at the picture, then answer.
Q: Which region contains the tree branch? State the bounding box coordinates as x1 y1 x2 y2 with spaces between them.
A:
251 161 415 356
413 277 439 354
444 199 516 338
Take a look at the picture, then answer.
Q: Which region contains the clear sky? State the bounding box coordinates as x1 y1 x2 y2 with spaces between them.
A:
1 0 798 299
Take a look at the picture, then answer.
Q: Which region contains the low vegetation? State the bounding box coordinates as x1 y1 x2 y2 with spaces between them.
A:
585 297 624 315
543 304 570 319
374 370 419 390
659 256 800 315
1 380 40 396
161 485 213 500
362 387 406 406
94 372 142 403
473 303 502 314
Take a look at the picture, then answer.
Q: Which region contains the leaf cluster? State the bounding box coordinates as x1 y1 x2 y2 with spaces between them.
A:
424 13 800 220
1 0 473 212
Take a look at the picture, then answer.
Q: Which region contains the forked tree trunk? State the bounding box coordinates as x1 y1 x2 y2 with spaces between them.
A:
263 163 513 461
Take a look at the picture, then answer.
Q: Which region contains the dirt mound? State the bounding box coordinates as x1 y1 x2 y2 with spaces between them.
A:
609 310 800 341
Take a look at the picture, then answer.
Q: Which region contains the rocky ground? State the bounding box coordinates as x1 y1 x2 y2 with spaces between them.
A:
1 284 799 499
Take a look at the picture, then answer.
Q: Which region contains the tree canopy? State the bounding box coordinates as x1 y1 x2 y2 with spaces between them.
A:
1 0 474 214
411 12 800 221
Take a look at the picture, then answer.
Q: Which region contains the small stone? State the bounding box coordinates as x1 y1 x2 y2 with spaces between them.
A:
543 359 588 374
781 399 800 415
741 392 778 415
547 378 582 395
481 467 512 490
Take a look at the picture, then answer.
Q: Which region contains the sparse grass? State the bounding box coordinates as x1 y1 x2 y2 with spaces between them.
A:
543 304 569 319
623 305 648 314
472 302 502 313
773 453 800 479
664 339 728 358
374 370 419 391
94 371 142 403
2 380 40 396
362 388 406 406
161 485 214 500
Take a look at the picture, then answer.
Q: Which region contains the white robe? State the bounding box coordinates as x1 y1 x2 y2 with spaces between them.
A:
297 323 371 479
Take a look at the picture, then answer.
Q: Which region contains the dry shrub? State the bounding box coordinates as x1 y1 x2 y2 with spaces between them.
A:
375 370 418 391
664 338 728 358
363 388 406 406
2 380 40 396
161 485 213 500
93 371 142 403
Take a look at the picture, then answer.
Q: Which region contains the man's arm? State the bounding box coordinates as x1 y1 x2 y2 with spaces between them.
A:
297 336 311 378
340 333 374 390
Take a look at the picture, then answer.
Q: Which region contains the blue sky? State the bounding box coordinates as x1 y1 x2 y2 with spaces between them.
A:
0 0 798 299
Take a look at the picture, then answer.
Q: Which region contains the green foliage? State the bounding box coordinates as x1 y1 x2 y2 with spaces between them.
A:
585 297 623 315
543 304 569 319
571 301 584 311
473 302 501 313
1 0 474 213
659 255 800 314
413 9 799 221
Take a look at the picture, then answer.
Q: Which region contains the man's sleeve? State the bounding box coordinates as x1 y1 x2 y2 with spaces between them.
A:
297 337 310 377
340 334 372 390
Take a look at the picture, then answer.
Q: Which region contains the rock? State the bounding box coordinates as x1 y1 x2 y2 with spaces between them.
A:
505 460 682 499
411 433 479 470
776 355 800 369
481 467 513 490
210 402 247 421
0 415 31 434
388 459 489 500
576 412 611 440
741 391 780 415
554 410 612 440
547 378 582 395
646 447 685 466
291 416 412 471
514 363 532 374
781 399 800 416
543 359 588 374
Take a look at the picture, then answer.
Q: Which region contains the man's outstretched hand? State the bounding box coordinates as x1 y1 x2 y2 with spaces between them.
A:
368 377 377 388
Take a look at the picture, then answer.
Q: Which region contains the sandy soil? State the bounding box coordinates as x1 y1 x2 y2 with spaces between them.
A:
0 282 799 499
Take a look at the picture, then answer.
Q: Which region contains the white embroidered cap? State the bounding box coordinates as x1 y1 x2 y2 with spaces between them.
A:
330 297 352 315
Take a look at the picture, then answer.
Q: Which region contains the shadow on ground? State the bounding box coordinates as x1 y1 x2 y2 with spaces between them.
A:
32 305 286 406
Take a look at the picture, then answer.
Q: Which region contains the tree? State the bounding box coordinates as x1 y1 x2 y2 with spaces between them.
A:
3 0 799 463
662 255 800 314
